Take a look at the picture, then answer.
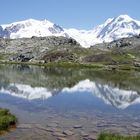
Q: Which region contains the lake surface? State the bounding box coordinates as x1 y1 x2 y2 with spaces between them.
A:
0 64 140 140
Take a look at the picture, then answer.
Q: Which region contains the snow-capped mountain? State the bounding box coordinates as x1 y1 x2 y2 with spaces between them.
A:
0 15 140 47
0 19 68 39
65 15 140 47
95 15 140 42
0 80 140 109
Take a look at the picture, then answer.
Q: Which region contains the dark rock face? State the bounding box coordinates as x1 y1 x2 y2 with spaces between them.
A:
135 34 140 38
110 38 132 48
0 26 4 38
53 24 64 32
0 24 25 38
2 28 10 38
11 54 34 62
5 24 25 33
48 27 58 34
48 24 64 34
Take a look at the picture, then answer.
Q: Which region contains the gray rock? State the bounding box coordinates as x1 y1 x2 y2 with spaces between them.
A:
73 124 83 128
35 125 54 132
47 122 58 127
87 134 97 140
132 122 140 128
63 130 74 136
57 138 70 140
52 132 66 137
81 131 89 137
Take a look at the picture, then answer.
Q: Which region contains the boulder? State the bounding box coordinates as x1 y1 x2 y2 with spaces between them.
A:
134 61 140 67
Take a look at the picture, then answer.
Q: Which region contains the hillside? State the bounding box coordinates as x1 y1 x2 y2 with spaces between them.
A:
0 36 139 70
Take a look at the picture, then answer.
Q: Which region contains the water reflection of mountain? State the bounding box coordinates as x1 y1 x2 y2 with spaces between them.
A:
63 80 140 109
1 79 140 109
0 64 140 109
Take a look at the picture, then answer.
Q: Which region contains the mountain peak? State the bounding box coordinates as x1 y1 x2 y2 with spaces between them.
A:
0 18 67 39
2 18 54 28
113 14 134 23
23 18 38 22
117 14 132 19
93 14 140 43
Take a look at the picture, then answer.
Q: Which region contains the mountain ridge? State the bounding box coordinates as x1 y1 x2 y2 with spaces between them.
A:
0 15 140 47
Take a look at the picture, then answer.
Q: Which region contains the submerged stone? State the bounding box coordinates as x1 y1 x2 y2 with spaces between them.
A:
63 130 74 136
52 132 66 137
73 125 82 129
47 123 58 127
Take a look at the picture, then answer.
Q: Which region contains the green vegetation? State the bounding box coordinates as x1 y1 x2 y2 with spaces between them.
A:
0 60 105 69
0 59 139 71
0 108 17 134
98 133 140 140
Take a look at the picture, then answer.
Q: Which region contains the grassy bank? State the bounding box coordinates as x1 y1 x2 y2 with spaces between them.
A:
98 133 140 140
0 60 139 71
0 108 17 135
0 60 104 68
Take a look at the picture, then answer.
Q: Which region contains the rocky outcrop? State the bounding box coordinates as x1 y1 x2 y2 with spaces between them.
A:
0 26 4 38
91 36 140 49
11 54 34 62
109 38 132 48
0 36 80 62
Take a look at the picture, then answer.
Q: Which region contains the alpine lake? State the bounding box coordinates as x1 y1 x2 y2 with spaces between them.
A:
0 64 140 140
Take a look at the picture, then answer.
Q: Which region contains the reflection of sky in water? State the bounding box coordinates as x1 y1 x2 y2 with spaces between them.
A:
0 79 140 113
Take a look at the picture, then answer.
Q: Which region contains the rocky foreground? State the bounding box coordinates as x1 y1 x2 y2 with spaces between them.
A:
0 36 140 70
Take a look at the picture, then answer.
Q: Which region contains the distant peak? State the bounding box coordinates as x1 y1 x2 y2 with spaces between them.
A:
117 14 131 19
1 18 55 29
26 18 37 21
3 18 40 27
102 15 133 27
114 14 133 21
22 18 44 24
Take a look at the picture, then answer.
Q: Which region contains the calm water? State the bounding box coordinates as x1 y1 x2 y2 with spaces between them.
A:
0 64 140 140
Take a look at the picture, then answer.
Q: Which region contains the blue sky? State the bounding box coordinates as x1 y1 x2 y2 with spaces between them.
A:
0 0 140 29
